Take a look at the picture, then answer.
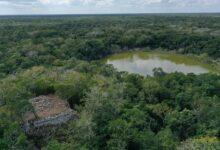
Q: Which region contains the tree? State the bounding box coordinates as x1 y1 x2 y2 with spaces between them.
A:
156 128 178 150
165 109 197 140
177 136 220 150
55 71 88 108
138 78 162 103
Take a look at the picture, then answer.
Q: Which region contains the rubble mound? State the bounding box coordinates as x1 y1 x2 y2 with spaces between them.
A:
23 95 77 134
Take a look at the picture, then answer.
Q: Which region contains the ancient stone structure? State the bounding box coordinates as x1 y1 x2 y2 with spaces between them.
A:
23 95 77 135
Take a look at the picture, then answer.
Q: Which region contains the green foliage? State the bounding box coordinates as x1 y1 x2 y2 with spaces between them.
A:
1 15 220 75
107 119 128 150
175 91 193 110
55 71 88 108
42 140 71 150
0 14 219 149
138 78 163 103
0 110 30 150
165 109 197 140
156 128 178 150
177 136 220 150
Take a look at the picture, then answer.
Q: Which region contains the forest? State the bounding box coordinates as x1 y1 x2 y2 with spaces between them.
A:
0 14 220 150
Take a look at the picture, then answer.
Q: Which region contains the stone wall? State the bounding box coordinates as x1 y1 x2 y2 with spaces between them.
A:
33 110 75 127
24 110 78 134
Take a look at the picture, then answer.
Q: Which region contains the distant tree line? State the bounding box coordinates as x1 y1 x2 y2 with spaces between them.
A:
0 15 220 76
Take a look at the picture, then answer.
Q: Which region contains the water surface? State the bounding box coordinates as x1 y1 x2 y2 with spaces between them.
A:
106 51 218 76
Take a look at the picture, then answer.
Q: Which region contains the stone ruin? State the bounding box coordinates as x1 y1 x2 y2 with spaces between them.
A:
23 95 77 135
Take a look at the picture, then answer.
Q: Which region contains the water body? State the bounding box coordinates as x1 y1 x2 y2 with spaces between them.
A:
106 51 219 76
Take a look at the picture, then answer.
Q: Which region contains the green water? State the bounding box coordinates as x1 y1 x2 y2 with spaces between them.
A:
105 51 219 76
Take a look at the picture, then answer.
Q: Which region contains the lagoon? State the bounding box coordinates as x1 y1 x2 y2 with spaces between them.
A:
106 51 219 76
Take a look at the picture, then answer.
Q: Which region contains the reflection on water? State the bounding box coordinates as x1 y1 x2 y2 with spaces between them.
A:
106 52 212 76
